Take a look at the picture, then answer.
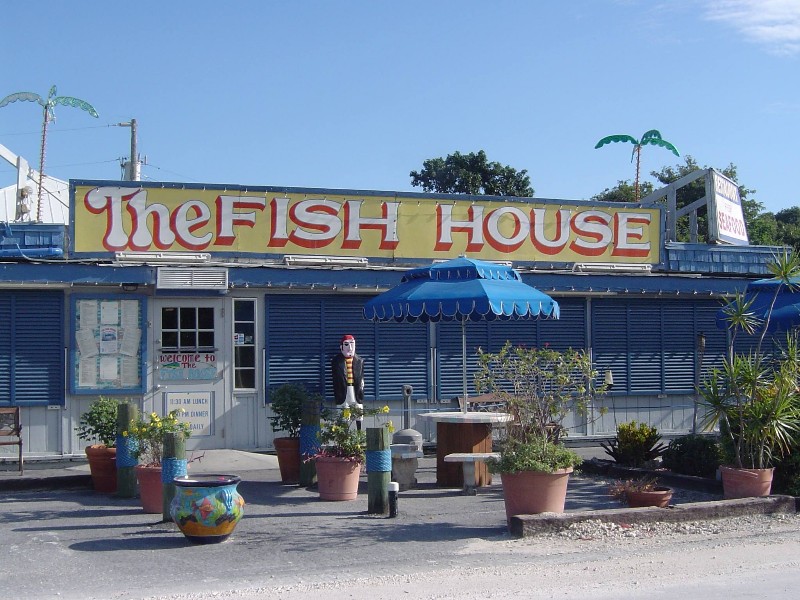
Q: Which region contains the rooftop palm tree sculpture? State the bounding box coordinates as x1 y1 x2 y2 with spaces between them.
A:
594 129 679 202
0 85 98 221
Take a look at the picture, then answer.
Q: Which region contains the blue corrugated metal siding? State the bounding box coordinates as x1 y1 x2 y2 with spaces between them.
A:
374 321 428 400
265 295 326 394
0 291 64 406
593 298 729 396
0 297 11 402
436 298 587 401
265 294 430 404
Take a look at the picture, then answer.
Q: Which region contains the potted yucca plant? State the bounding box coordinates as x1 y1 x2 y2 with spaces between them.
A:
703 249 800 498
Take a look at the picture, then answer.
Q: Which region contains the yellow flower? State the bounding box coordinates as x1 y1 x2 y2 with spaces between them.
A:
121 431 129 437
342 408 350 419
381 405 390 414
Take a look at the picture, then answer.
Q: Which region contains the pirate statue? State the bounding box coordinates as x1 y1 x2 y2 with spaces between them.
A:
331 334 365 429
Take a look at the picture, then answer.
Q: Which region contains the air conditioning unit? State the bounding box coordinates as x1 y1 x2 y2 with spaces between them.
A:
156 267 228 290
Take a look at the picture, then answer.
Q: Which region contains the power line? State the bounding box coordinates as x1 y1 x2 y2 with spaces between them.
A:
0 122 123 137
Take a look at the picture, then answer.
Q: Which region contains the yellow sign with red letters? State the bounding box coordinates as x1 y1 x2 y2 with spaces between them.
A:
71 184 661 263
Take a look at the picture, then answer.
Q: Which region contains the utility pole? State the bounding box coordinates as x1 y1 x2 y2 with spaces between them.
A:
119 119 141 181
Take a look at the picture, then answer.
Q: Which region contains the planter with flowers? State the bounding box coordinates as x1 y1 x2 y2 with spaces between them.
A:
310 405 392 501
124 409 191 513
475 342 608 526
76 396 121 493
609 476 673 508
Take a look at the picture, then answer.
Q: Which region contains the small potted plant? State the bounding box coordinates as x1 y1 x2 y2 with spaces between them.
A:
268 383 322 484
310 405 392 501
474 342 608 523
609 476 673 508
124 409 191 513
76 396 121 493
600 420 667 468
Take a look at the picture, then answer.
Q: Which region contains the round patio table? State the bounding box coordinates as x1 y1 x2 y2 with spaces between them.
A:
418 411 511 488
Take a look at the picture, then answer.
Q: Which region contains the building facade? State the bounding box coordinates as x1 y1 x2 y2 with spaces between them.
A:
0 177 781 459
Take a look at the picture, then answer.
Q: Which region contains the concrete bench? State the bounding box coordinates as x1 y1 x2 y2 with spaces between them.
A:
391 444 423 491
0 407 23 474
444 452 499 495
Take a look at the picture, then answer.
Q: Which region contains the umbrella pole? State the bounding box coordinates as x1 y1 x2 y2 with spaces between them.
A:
462 319 468 414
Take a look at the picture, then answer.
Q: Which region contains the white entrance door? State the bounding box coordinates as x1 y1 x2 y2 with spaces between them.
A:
150 299 228 450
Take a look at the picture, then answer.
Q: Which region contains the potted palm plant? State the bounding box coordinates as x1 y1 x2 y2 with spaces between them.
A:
76 396 121 493
475 342 608 524
703 249 800 498
268 383 321 484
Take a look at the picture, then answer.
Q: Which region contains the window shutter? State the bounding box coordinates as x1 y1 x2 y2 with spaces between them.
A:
1 292 64 406
265 295 325 394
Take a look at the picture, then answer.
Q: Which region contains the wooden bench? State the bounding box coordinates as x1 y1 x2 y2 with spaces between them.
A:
0 407 23 474
444 452 499 495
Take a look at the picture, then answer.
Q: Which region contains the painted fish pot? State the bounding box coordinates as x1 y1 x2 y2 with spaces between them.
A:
170 474 245 544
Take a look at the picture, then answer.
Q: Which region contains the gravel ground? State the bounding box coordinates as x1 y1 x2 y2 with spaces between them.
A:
540 511 800 540
146 513 800 600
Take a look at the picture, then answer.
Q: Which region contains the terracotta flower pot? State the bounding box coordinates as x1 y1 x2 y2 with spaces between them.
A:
171 474 245 544
625 486 673 508
273 437 301 484
315 456 362 501
135 464 164 514
85 445 117 493
500 468 572 526
720 465 774 499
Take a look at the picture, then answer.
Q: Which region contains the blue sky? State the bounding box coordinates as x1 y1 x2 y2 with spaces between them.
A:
1 0 798 213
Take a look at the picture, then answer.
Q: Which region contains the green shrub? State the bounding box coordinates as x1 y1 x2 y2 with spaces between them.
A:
600 420 666 467
661 434 722 478
773 449 800 496
268 383 320 438
76 396 121 447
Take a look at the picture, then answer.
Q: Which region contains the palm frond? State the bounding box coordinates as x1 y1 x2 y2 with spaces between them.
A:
640 129 663 142
594 134 638 149
644 137 680 157
0 91 43 108
53 96 99 118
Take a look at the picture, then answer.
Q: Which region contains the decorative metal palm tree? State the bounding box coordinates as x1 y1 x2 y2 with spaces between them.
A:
595 129 679 202
0 85 98 221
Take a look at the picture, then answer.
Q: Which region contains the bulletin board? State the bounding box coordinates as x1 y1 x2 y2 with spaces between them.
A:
70 294 147 394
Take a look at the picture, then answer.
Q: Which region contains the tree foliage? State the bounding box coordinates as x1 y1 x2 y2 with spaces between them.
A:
592 156 792 246
410 150 533 197
592 180 654 203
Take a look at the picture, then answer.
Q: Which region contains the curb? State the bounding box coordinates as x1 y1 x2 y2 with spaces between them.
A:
579 458 723 494
509 494 797 538
1 474 92 492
